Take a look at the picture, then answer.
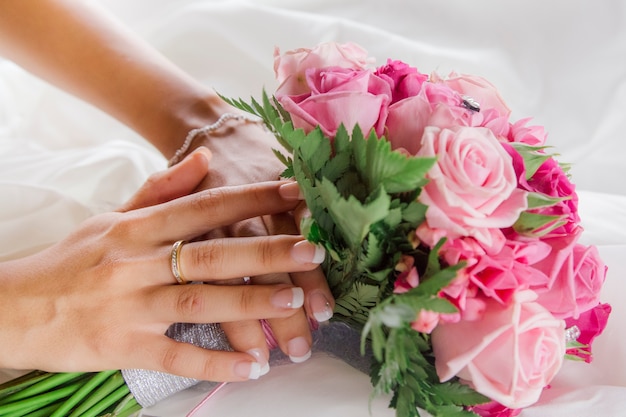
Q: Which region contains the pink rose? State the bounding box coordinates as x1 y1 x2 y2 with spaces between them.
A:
375 59 428 104
507 118 547 146
468 401 522 417
533 228 607 319
564 303 611 363
393 255 419 294
465 239 552 306
521 157 580 236
277 67 391 138
411 310 440 333
431 72 511 119
416 126 527 249
432 290 565 409
274 42 371 96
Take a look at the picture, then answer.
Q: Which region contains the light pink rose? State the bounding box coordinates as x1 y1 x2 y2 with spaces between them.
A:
564 302 611 363
411 310 440 333
431 72 511 119
507 118 547 146
533 228 607 319
277 67 391 138
416 126 527 249
274 42 371 97
432 290 565 409
384 80 510 155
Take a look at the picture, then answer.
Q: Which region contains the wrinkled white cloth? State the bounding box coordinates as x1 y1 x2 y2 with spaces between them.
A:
1 0 625 416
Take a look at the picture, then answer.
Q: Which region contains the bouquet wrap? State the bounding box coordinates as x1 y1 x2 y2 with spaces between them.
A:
123 321 371 407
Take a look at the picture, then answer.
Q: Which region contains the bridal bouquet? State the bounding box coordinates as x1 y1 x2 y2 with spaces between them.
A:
221 41 611 417
0 41 611 417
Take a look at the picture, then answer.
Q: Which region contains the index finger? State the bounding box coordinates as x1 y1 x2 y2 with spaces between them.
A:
137 181 302 242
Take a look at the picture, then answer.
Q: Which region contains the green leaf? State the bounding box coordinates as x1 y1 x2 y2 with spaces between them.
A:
513 211 566 237
510 143 553 180
429 382 490 407
526 191 570 209
353 127 436 193
318 179 391 249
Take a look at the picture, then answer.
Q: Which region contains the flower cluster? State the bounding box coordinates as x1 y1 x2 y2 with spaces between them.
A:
228 41 611 417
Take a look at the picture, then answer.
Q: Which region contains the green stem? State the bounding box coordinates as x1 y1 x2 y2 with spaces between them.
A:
21 401 61 417
0 372 50 402
81 384 129 417
0 372 84 405
111 393 137 415
49 370 117 417
114 402 142 417
0 381 83 415
66 372 125 417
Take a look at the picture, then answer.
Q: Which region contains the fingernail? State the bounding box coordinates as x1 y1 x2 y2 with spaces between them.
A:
310 292 333 322
234 361 262 380
279 182 304 200
291 240 325 264
287 337 312 363
246 348 270 376
271 287 304 309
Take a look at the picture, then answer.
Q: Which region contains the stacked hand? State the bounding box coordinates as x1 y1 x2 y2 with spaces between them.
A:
0 147 330 382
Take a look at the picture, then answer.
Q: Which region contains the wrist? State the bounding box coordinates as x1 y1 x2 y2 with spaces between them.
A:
155 92 230 160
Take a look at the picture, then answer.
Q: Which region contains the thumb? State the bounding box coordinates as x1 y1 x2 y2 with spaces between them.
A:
117 147 212 212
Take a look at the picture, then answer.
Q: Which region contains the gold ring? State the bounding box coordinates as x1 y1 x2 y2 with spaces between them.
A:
170 240 188 285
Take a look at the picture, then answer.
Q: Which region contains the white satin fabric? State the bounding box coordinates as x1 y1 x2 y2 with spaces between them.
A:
1 1 625 416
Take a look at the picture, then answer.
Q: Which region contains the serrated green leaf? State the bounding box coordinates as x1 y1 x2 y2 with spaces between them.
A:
413 263 465 298
351 128 436 193
318 179 391 249
402 201 428 225
429 382 490 407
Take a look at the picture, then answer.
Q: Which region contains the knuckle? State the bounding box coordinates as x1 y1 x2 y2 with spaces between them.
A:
255 236 278 269
236 286 257 316
194 188 229 217
175 287 205 318
159 345 182 374
195 240 225 276
200 355 221 380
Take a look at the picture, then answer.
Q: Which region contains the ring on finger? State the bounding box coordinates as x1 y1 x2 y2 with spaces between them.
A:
170 240 188 285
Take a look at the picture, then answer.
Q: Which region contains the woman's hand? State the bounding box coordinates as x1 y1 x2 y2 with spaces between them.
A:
0 148 325 382
189 119 336 363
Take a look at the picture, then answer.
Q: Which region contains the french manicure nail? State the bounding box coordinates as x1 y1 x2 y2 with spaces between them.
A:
234 361 262 380
287 336 312 363
246 348 270 376
291 240 326 264
278 182 304 200
310 292 333 322
271 287 304 309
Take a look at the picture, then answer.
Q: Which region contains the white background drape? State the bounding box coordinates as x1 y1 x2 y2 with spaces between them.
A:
1 1 625 416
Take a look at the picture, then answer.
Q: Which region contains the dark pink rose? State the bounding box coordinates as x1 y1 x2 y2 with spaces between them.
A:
375 59 428 104
468 401 522 417
466 239 551 306
522 157 580 236
532 228 607 319
564 303 612 363
277 67 391 138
